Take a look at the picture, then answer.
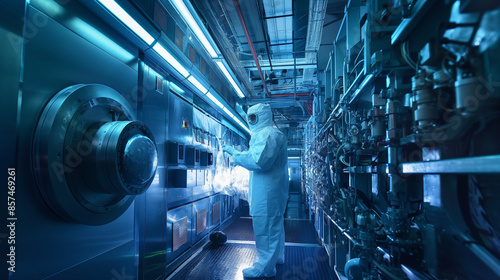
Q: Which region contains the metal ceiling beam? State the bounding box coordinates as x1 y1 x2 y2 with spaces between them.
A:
246 64 316 71
303 0 329 82
256 0 273 71
243 96 311 105
233 0 270 97
264 14 293 19
269 42 293 47
190 0 256 96
241 57 309 67
269 92 310 97
241 37 306 45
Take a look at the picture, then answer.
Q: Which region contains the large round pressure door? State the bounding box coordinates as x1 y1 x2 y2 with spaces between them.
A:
33 84 158 225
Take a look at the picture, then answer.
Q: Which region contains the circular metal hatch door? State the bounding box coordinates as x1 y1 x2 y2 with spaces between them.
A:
33 84 158 225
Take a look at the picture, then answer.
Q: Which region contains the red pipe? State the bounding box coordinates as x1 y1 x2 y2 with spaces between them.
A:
233 0 270 97
268 92 310 97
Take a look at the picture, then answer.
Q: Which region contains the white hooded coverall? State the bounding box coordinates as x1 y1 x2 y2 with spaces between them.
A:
230 104 288 277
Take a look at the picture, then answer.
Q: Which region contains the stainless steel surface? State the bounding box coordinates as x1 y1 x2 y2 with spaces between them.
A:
208 194 220 230
15 0 500 279
2 2 25 279
172 217 189 251
168 93 194 144
400 155 500 174
192 198 210 243
3 1 246 279
221 194 233 222
391 0 438 45
303 1 500 279
166 204 192 263
196 208 208 235
232 195 240 216
12 3 139 279
44 241 136 280
211 198 221 229
33 84 157 225
135 63 169 280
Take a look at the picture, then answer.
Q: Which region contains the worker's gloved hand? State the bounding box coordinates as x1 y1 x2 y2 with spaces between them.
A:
223 145 235 155
229 156 237 166
235 145 247 152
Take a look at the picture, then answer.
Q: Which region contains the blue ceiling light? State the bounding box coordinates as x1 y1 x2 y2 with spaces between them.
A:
152 43 190 77
223 107 234 118
206 90 250 133
169 0 247 99
98 0 155 45
206 91 225 109
187 76 208 94
170 0 218 58
215 61 246 98
234 117 250 133
98 0 250 134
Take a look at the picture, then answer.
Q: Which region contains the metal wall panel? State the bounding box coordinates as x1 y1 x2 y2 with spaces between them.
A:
187 169 197 187
167 92 194 206
221 194 232 222
210 196 221 230
3 2 247 279
192 198 210 243
196 169 205 186
1 2 25 280
13 4 139 279
232 195 240 216
135 64 169 280
196 208 208 235
166 204 192 263
167 92 193 144
172 217 189 251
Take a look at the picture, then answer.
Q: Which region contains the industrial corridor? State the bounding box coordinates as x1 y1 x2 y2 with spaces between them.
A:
2 0 500 279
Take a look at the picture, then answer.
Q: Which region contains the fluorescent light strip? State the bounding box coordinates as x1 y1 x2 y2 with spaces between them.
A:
241 125 250 133
223 107 234 118
206 90 250 133
206 92 224 108
233 117 250 133
99 1 248 133
171 0 217 58
99 0 155 45
216 61 245 98
152 43 190 77
187 76 208 94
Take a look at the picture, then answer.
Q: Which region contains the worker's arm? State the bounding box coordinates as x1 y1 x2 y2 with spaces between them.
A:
232 129 280 171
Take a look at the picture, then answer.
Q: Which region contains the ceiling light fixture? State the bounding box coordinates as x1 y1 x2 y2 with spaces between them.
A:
187 76 208 94
215 61 246 98
206 91 225 109
98 0 155 45
170 0 218 58
152 43 190 77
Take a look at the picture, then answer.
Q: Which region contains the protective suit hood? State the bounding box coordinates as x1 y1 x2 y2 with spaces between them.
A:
247 104 273 133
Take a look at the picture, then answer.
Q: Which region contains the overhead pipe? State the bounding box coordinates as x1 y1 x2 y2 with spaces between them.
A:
294 52 297 98
268 92 310 97
303 0 328 82
233 0 270 97
255 0 273 72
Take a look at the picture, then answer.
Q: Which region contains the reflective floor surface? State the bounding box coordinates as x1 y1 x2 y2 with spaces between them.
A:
167 214 335 280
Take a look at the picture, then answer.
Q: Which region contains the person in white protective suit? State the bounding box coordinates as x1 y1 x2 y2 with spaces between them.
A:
223 103 289 278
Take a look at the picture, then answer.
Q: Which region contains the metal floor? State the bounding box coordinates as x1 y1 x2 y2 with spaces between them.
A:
167 242 334 280
223 217 321 244
167 202 335 280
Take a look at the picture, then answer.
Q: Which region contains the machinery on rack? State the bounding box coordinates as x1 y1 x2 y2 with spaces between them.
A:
303 1 500 279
